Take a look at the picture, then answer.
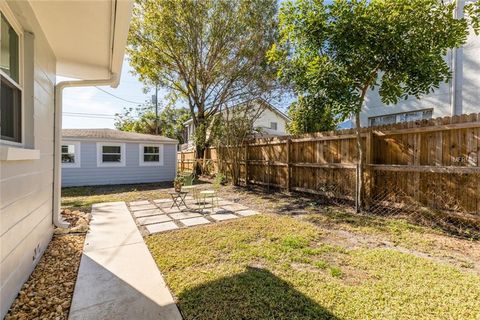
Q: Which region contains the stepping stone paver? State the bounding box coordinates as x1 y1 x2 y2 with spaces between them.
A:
236 209 260 216
129 200 151 206
137 215 172 225
129 204 157 211
222 203 249 212
162 207 183 214
169 211 202 220
146 221 179 234
218 200 234 206
209 213 239 221
153 198 171 203
132 208 163 218
180 217 211 227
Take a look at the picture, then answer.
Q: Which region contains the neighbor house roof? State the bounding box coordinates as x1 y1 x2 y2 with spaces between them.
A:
62 129 178 144
183 98 290 126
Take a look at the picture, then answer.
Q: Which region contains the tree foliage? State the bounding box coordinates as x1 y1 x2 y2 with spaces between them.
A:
211 101 264 185
269 0 477 210
115 104 190 143
287 95 337 135
128 0 278 160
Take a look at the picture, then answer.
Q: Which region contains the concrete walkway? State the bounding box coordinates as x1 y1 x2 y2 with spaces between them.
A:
69 202 182 320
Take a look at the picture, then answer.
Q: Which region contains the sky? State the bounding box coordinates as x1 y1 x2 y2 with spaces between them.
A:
61 59 165 129
61 58 290 129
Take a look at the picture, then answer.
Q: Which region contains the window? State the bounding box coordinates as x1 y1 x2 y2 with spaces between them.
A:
61 142 80 167
369 109 433 127
270 122 278 130
139 144 163 166
97 143 125 167
0 12 22 144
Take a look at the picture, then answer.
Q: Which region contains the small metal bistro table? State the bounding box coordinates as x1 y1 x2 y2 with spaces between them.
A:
169 191 188 210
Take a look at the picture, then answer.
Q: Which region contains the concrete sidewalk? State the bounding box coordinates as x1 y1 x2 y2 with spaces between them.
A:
69 202 182 320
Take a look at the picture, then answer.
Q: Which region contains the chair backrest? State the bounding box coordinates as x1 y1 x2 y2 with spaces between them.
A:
181 172 195 186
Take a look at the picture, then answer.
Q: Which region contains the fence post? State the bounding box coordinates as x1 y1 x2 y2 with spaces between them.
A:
244 143 249 186
364 131 374 209
286 138 291 192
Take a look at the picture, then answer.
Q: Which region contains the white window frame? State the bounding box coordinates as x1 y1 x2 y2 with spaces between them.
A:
96 142 126 167
139 143 164 166
61 141 81 168
0 3 24 146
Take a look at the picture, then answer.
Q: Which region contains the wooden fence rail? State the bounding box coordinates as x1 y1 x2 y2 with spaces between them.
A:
178 113 480 215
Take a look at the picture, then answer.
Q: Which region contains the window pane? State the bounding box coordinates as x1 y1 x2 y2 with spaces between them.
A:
102 146 121 154
103 154 121 162
144 146 159 154
62 154 75 163
62 145 75 153
144 154 160 162
1 14 19 83
270 122 277 130
0 76 21 142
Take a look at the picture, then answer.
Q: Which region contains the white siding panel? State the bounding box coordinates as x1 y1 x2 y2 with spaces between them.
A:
0 2 56 317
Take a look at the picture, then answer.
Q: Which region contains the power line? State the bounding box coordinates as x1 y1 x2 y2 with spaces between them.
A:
94 86 145 105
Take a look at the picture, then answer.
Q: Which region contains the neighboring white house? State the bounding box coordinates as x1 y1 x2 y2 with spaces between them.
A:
356 0 480 127
0 1 132 317
181 99 290 150
62 129 178 187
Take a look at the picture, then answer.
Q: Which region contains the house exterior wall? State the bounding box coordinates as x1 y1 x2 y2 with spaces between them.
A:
62 141 177 187
0 2 56 317
254 108 288 135
359 2 480 127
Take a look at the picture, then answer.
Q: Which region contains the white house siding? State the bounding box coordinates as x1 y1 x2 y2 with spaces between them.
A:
0 2 56 317
255 107 288 135
62 142 177 187
360 0 480 127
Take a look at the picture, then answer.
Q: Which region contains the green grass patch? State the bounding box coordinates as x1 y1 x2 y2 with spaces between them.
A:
147 214 480 320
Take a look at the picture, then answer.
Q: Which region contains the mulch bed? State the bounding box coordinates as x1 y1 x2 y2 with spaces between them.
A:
5 210 90 320
4 234 85 320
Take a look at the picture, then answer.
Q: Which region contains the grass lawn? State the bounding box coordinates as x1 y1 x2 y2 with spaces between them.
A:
62 182 480 319
147 214 480 320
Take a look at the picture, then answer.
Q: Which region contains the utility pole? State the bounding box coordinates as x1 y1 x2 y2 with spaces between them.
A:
155 84 159 135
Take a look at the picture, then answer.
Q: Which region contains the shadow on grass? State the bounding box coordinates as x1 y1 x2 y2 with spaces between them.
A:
177 266 338 320
62 181 174 197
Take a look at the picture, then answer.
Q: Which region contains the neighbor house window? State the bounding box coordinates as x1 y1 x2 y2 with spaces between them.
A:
139 144 163 166
0 12 22 144
61 142 81 168
369 109 433 127
270 122 278 130
97 143 125 167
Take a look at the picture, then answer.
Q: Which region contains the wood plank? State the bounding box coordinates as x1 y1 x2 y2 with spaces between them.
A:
370 164 480 173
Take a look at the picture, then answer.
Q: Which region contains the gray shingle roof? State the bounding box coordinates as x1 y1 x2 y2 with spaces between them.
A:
62 128 178 143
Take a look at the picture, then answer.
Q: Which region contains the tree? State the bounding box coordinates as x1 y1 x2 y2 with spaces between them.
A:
128 0 278 169
269 0 479 211
115 104 190 143
287 95 338 135
211 100 265 185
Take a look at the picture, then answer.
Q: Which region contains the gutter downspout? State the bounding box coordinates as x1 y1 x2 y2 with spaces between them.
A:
53 75 118 227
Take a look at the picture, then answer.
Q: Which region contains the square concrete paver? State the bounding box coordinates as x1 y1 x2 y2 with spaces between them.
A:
132 208 163 218
169 211 202 220
146 221 179 234
163 206 187 214
129 204 157 211
222 203 249 212
180 217 211 227
209 213 239 221
137 215 172 225
236 209 260 217
129 200 151 206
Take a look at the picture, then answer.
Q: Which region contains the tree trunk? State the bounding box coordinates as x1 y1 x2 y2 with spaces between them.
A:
355 111 364 213
194 115 207 175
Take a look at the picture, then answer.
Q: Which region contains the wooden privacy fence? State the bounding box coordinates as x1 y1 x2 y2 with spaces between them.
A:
178 113 480 216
